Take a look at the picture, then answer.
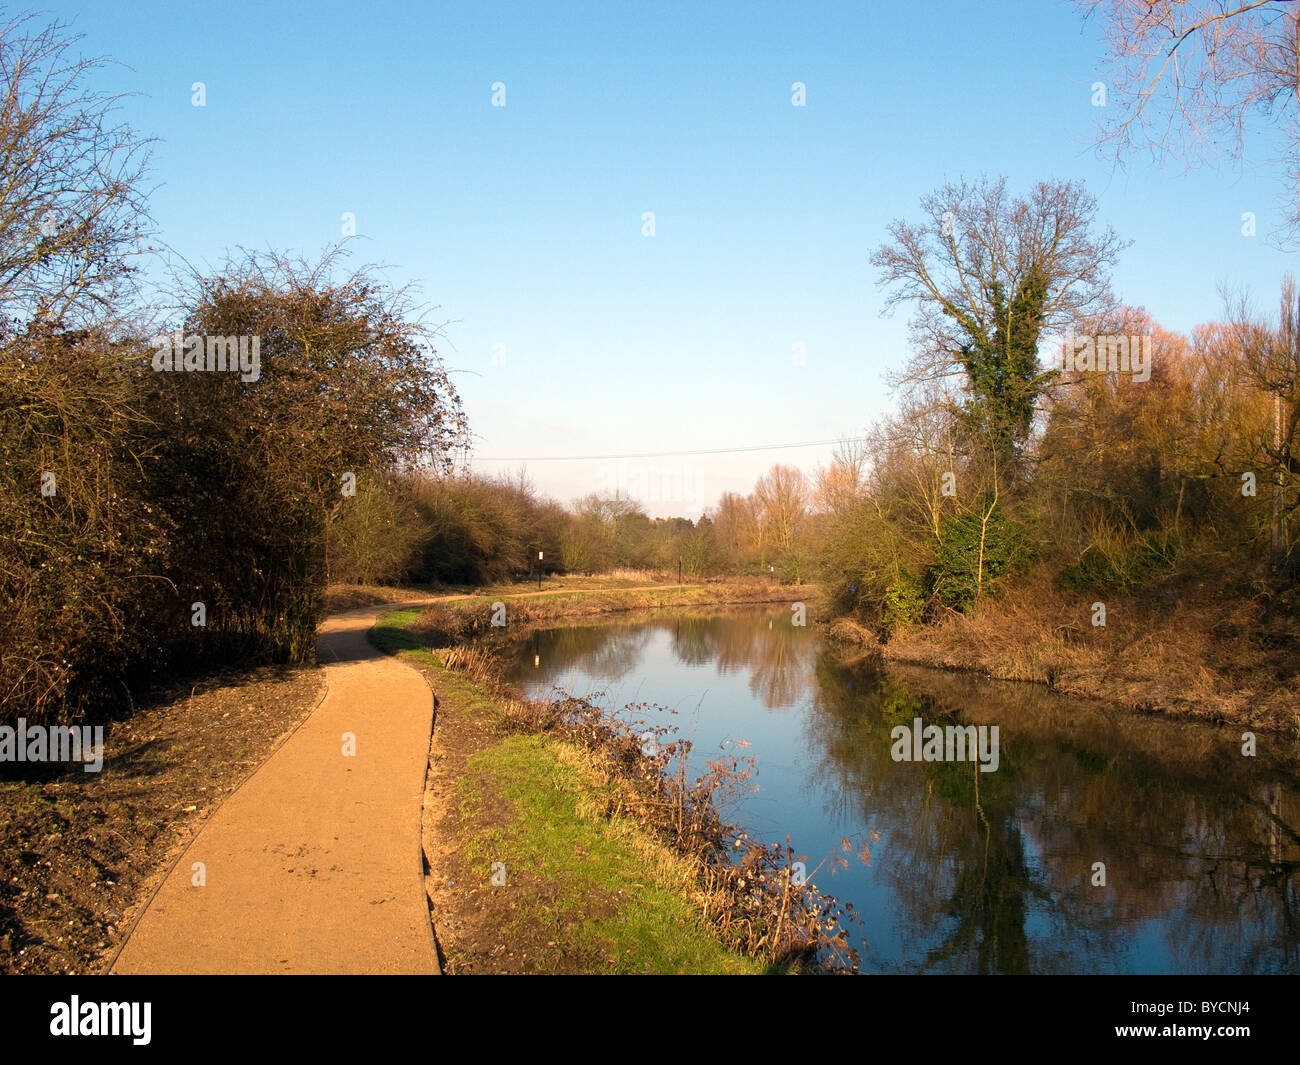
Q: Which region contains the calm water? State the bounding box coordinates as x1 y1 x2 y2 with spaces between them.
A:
505 606 1300 974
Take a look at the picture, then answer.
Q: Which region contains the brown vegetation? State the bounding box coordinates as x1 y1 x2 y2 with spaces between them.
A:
829 560 1300 735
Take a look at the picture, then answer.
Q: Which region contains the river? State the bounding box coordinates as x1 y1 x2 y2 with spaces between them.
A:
504 605 1300 974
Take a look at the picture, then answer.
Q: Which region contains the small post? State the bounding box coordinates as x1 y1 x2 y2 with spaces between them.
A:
538 549 543 591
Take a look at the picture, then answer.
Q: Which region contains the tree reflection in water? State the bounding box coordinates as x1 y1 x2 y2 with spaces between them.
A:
809 655 1300 973
511 608 1300 973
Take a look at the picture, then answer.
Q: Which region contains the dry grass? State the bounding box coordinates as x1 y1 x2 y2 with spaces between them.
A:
874 563 1300 735
439 645 498 689
407 579 801 647
826 616 883 651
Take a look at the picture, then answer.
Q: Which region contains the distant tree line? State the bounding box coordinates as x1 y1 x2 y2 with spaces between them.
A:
324 464 817 590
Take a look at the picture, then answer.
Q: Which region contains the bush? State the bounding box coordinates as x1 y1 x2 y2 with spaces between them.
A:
149 251 469 664
882 570 925 632
1060 524 1182 591
0 253 471 725
929 506 1031 610
0 329 174 723
407 475 559 585
326 473 427 585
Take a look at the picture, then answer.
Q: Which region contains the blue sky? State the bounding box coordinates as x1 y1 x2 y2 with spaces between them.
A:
43 0 1298 515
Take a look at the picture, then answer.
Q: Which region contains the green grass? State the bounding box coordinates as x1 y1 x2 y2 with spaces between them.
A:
369 608 434 659
458 733 762 974
369 605 762 975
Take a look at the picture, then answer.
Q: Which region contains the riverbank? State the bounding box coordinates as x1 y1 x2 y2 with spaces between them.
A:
322 572 802 616
402 576 804 646
372 615 762 973
370 583 856 975
826 570 1300 736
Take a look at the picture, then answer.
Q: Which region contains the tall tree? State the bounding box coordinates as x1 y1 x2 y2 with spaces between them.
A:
1228 276 1300 569
754 465 809 556
709 491 759 571
871 176 1128 461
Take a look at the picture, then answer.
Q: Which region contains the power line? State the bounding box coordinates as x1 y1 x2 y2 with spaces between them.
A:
473 437 867 462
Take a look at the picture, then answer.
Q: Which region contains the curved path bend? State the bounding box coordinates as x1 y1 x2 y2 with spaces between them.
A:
112 599 447 975
111 585 700 974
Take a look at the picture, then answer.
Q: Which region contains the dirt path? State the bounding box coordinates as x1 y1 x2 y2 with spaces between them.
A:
110 585 705 974
111 599 450 975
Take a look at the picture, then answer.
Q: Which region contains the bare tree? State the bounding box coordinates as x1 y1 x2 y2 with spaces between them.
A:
1080 0 1300 241
871 176 1129 456
867 384 962 545
815 438 871 520
754 464 809 555
0 13 155 334
709 491 759 569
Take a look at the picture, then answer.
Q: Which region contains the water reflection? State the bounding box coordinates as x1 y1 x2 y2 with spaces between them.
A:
507 608 1300 973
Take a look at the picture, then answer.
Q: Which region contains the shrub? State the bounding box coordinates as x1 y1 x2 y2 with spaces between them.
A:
882 570 925 632
1060 523 1182 591
929 506 1031 610
0 329 173 723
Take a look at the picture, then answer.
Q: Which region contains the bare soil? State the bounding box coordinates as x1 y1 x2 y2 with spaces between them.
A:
0 664 323 974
